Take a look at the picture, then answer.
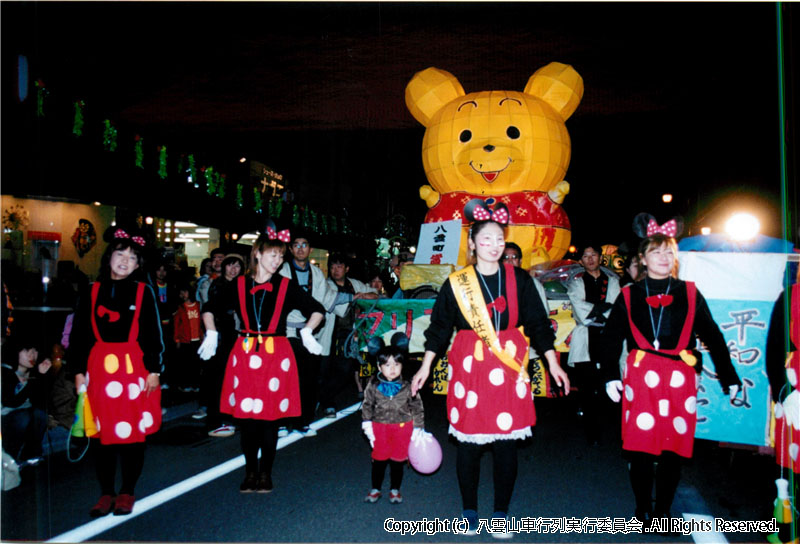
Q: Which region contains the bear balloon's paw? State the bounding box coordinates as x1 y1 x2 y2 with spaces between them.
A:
419 185 441 208
548 180 570 204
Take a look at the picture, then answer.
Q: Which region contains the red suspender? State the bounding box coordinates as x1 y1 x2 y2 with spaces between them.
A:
237 275 251 332
504 263 519 328
236 275 288 335
90 281 146 342
622 281 698 354
90 282 101 341
127 282 146 342
265 277 289 334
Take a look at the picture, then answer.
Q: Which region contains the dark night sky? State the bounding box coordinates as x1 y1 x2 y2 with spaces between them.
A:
2 2 797 251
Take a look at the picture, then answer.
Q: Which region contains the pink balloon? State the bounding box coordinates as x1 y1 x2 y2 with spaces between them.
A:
408 432 442 474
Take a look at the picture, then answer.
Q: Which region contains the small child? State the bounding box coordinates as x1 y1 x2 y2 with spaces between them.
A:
173 284 203 392
361 345 424 504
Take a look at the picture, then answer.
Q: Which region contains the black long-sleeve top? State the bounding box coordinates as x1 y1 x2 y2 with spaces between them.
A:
202 275 324 337
67 278 165 376
423 265 555 358
766 288 794 402
598 277 741 392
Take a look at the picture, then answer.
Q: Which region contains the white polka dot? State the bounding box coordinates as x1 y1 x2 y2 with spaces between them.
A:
636 412 655 431
489 368 505 386
281 358 291 372
789 443 799 461
139 419 147 434
229 393 236 407
127 383 141 400
625 384 634 402
453 381 465 399
659 399 669 416
516 381 528 399
447 364 453 382
95 419 100 432
670 371 686 388
115 421 132 439
788 368 798 388
450 406 460 423
625 410 630 423
141 411 153 428
106 381 123 398
644 371 660 388
253 399 263 414
138 377 145 390
269 377 280 392
233 355 238 367
496 412 513 431
241 397 254 413
685 396 697 414
673 416 687 435
775 403 784 419
233 376 239 389
463 356 473 373
249 355 262 369
279 398 290 412
466 391 478 409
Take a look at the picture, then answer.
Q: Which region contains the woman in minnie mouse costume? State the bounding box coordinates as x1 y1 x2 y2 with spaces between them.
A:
411 199 569 536
69 226 164 517
600 214 742 526
198 224 325 493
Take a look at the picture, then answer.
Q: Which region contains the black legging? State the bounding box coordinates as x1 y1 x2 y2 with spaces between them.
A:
239 419 279 475
628 451 683 516
456 440 518 514
94 442 146 496
371 459 404 490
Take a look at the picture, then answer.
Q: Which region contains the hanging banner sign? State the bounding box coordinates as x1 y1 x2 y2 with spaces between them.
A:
678 252 787 446
250 161 285 197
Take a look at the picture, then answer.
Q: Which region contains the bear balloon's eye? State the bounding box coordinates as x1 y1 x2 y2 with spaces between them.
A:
459 130 472 143
506 126 520 139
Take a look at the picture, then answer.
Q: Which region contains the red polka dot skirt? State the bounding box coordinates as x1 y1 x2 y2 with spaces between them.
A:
446 328 535 443
621 351 697 458
219 336 301 421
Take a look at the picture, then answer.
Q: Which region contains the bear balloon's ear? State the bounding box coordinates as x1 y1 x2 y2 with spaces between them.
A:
405 67 465 127
367 337 385 356
390 332 410 352
524 62 584 121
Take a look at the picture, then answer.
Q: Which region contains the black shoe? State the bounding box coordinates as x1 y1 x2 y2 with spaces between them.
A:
240 472 258 493
256 472 273 493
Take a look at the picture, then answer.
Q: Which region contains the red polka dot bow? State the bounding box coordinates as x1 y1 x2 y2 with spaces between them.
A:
114 228 146 247
646 219 677 237
472 205 509 225
645 294 674 308
266 227 291 242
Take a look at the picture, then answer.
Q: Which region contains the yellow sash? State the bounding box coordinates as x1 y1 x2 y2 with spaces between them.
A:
449 266 528 380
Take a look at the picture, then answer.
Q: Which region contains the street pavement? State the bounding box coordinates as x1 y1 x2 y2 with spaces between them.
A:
1 386 783 543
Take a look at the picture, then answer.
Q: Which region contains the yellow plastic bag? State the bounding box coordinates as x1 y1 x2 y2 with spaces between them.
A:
399 264 455 291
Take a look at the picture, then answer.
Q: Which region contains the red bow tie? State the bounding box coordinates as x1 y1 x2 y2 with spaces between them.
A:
97 305 120 322
645 294 673 308
486 295 507 314
250 282 274 294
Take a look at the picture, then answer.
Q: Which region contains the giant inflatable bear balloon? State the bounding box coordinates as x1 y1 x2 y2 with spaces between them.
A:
405 62 583 268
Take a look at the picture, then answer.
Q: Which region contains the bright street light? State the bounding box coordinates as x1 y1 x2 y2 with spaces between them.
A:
724 213 760 242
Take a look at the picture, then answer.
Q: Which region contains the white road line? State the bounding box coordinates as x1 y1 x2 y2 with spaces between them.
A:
46 402 361 543
685 513 728 544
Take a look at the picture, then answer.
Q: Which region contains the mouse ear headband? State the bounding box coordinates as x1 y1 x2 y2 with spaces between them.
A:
464 199 509 225
103 226 146 247
262 219 290 242
632 213 684 239
366 332 410 357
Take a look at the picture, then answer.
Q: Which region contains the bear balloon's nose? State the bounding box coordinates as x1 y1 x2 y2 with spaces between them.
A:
483 144 495 152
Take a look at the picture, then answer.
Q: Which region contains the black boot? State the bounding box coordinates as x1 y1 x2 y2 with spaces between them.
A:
240 472 258 493
256 472 273 493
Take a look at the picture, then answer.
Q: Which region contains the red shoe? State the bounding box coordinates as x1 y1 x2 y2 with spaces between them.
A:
113 493 135 516
89 495 115 517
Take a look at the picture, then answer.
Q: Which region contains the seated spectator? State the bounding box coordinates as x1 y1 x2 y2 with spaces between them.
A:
1 340 51 465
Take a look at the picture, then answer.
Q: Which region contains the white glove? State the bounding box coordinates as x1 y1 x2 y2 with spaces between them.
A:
729 384 741 406
197 330 219 360
362 421 375 448
783 390 800 429
606 380 623 403
411 428 433 447
300 327 323 355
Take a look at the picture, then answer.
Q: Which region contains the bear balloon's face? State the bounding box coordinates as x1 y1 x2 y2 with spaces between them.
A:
422 90 571 196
